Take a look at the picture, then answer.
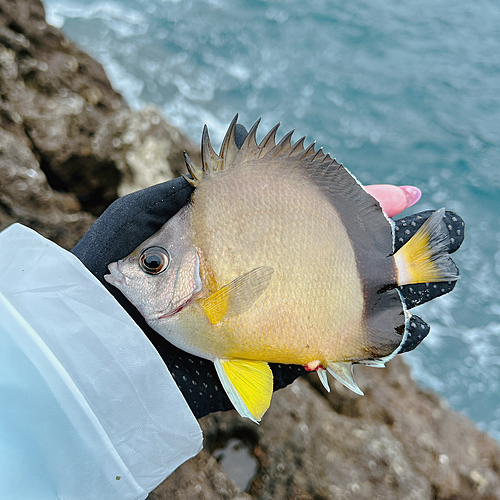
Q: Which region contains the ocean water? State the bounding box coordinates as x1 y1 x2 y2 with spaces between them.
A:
44 0 500 439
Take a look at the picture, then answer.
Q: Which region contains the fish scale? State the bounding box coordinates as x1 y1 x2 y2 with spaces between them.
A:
190 165 364 363
105 115 459 422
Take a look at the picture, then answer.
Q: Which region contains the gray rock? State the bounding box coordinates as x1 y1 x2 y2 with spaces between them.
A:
92 105 201 197
0 0 127 215
0 0 199 218
0 125 93 248
194 376 431 500
148 450 252 500
315 356 500 499
159 358 500 500
0 0 198 248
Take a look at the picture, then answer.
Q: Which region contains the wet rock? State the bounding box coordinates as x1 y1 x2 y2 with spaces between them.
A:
195 377 431 500
309 356 500 500
148 449 251 500
0 0 127 215
0 125 93 248
92 105 200 197
164 358 500 500
0 0 199 217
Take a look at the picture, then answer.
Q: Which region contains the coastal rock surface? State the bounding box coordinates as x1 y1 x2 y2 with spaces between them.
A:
0 0 197 248
153 358 500 500
1 1 499 499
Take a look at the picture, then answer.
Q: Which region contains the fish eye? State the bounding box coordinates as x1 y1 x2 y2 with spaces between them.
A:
139 246 170 275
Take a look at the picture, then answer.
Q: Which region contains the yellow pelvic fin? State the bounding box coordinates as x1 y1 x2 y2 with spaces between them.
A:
394 208 459 286
201 266 273 325
214 359 273 423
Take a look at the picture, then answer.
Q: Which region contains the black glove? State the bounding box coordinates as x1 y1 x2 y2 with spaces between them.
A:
72 125 464 418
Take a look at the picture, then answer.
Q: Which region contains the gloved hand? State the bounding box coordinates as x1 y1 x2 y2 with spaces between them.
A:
72 124 464 418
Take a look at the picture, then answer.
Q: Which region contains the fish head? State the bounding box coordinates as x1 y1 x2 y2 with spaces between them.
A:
104 205 202 322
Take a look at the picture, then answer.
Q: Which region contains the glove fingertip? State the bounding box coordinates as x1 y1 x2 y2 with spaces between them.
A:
399 314 430 354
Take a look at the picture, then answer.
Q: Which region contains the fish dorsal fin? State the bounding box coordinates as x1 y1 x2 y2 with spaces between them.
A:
190 117 394 270
201 266 274 325
269 129 295 157
304 154 394 258
185 115 241 186
218 114 240 168
187 116 344 183
191 116 393 255
214 359 273 423
239 118 261 157
258 122 281 157
182 151 202 186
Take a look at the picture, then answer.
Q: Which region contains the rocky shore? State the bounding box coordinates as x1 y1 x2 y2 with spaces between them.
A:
1 1 499 499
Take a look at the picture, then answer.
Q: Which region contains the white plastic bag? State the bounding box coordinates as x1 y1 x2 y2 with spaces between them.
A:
0 224 202 500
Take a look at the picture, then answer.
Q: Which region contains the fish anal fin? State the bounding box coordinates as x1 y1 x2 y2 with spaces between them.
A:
214 359 273 423
326 362 364 396
201 266 274 325
395 208 460 285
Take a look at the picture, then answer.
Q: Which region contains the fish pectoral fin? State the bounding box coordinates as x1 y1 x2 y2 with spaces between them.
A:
326 362 364 396
214 359 273 423
202 266 274 325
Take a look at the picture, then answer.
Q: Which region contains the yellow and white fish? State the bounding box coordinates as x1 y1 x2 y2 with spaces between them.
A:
105 116 459 423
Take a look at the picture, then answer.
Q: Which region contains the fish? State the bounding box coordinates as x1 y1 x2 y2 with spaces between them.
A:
104 115 459 423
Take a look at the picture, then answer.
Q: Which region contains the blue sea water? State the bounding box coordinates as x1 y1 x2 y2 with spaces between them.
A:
44 0 500 439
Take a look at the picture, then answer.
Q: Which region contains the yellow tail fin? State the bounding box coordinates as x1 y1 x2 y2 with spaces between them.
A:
394 208 459 286
214 359 273 423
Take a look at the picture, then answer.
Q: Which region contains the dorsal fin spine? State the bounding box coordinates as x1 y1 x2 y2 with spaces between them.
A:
202 125 222 173
313 147 325 161
183 151 201 186
196 119 341 182
269 129 295 158
219 114 239 169
289 136 306 156
239 118 261 162
300 141 316 159
258 122 281 158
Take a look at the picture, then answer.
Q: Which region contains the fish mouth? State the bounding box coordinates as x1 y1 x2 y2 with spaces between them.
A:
157 295 194 320
104 261 127 287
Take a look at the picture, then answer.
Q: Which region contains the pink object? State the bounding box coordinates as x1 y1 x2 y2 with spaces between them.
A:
365 184 422 218
400 185 422 208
